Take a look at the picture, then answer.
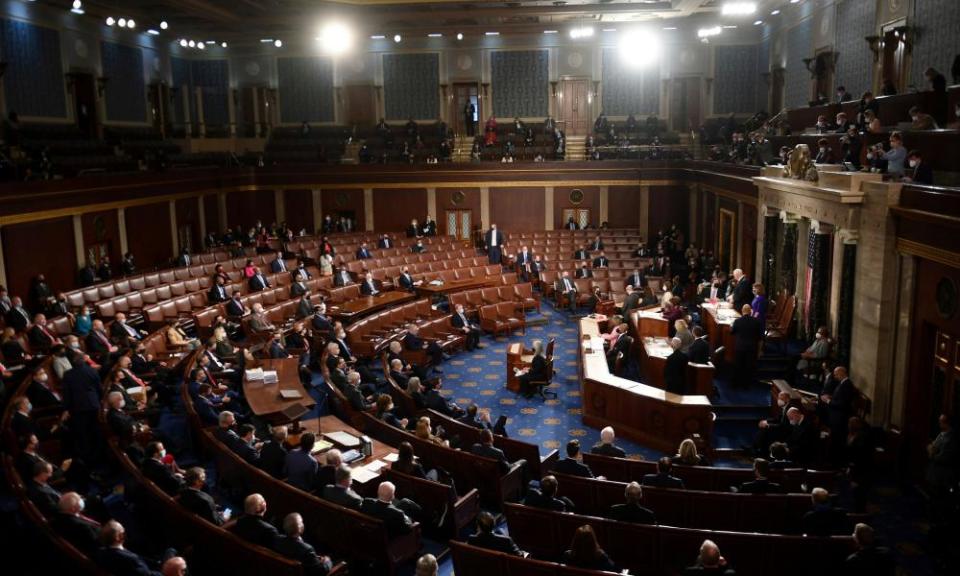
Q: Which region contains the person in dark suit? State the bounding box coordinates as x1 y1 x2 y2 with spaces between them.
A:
561 524 618 572
731 304 762 387
321 465 363 510
231 493 280 549
688 326 710 364
258 426 289 479
333 266 353 287
642 457 685 488
626 268 645 289
575 263 593 279
607 481 656 524
753 391 797 455
285 432 319 491
27 367 62 410
406 219 420 238
781 407 818 468
111 313 144 347
729 269 753 312
553 439 595 478
524 475 573 511
378 234 393 249
606 329 631 372
403 323 444 369
52 492 101 555
344 371 374 412
269 333 291 359
248 267 270 292
470 429 514 473
27 461 62 516
225 292 247 319
574 246 589 260
556 271 578 313
517 339 549 398
591 426 626 458
360 272 380 296
467 511 524 555
270 252 288 274
801 487 850 536
664 337 689 395
925 67 947 92
451 303 482 351
179 467 223 526
485 223 505 264
61 357 103 463
275 513 333 576
397 266 420 291
822 366 857 461
97 520 163 576
5 296 32 331
592 251 609 268
361 481 415 538
684 539 736 575
904 149 933 185
590 235 604 251
620 285 642 318
142 441 184 496
231 424 262 465
845 523 895 576
28 314 60 352
736 458 783 494
355 243 373 260
207 277 229 303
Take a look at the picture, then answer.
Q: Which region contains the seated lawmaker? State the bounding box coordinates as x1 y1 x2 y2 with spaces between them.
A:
467 510 524 556
642 457 684 488
275 513 334 576
561 525 618 573
606 481 656 525
451 303 482 351
591 426 626 458
403 323 444 371
685 539 735 575
231 493 280 549
179 467 226 526
674 438 710 466
98 520 171 576
524 475 573 512
736 458 783 494
553 439 595 478
801 487 851 537
360 272 380 296
360 481 417 538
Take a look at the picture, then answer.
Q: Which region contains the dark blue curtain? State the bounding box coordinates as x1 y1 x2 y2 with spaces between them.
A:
101 41 146 122
836 243 856 365
804 231 832 336
714 45 759 114
383 53 439 120
277 57 334 123
491 50 548 118
0 18 66 118
192 60 230 126
171 57 193 125
781 222 798 296
601 48 659 116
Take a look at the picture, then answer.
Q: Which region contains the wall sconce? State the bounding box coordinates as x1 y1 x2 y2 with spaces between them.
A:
864 35 881 62
480 83 489 99
801 57 815 75
892 25 913 50
550 81 558 98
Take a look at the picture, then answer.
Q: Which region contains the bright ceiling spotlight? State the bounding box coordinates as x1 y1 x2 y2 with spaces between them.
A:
317 22 353 56
197 41 205 50
221 42 228 48
393 34 402 43
147 29 159 35
188 39 196 47
721 2 757 16
127 19 135 29
569 26 594 40
697 26 722 38
456 32 463 40
106 16 115 26
179 39 188 47
118 18 126 27
160 21 169 30
274 39 283 47
618 29 661 69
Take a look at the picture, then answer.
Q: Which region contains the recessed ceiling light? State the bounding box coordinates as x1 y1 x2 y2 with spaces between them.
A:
602 28 616 32
260 38 274 43
106 16 115 26
179 39 188 47
370 35 385 39
188 40 196 47
393 34 402 43
697 26 722 38
543 30 558 34
197 42 205 50
274 39 283 47
662 26 677 30
147 29 159 35
456 33 463 40
127 19 135 29
722 2 757 16
221 42 228 48
722 25 738 29
771 10 780 15
485 31 499 36
428 33 442 38
160 21 169 30
118 18 126 27
754 20 763 25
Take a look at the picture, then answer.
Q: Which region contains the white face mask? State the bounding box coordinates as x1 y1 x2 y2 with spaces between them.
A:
819 147 826 153
158 449 167 459
815 333 822 339
37 374 48 383
866 153 874 160
777 399 786 408
909 159 918 168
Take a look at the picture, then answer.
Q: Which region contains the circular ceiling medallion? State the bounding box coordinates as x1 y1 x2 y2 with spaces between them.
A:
456 54 473 71
936 277 957 319
567 51 583 69
74 39 88 59
245 61 261 77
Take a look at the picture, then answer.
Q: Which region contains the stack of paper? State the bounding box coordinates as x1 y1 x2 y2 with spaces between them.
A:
245 368 264 381
263 370 278 384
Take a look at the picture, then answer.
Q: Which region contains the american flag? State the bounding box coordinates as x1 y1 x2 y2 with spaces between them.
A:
803 230 816 336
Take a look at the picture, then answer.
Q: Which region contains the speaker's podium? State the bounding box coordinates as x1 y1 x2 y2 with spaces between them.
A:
506 342 526 392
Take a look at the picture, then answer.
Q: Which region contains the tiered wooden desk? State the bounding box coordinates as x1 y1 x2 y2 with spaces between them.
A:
701 302 740 363
579 316 714 452
329 290 417 321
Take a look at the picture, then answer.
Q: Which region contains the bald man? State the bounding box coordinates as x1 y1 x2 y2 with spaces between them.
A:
360 481 416 538
162 557 188 576
685 539 735 575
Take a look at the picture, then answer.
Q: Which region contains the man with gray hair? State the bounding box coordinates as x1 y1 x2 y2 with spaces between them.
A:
344 370 374 412
161 556 188 576
846 523 894 574
801 486 850 536
321 464 362 510
230 493 280 549
275 512 333 575
415 553 438 576
607 481 656 524
53 491 100 554
360 481 418 537
99 519 168 575
664 336 689 395
686 538 734 574
591 426 626 458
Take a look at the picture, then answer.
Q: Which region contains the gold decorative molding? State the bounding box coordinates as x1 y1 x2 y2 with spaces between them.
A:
897 238 960 270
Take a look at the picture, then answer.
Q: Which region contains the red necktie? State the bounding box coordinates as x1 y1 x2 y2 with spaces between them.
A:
204 367 219 387
41 326 58 344
97 331 111 346
124 369 145 387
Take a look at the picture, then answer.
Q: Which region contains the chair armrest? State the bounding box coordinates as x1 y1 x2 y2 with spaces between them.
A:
499 460 525 503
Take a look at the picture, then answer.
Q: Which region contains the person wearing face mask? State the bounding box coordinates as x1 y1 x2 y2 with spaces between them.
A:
856 91 879 128
27 366 62 410
797 326 831 376
909 106 938 130
141 441 184 496
841 127 863 169
753 391 801 456
903 149 933 185
814 138 834 164
879 131 907 177
782 407 818 468
814 115 831 134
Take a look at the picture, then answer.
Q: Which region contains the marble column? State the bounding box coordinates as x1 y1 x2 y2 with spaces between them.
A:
638 185 650 240
197 197 206 241
312 189 323 234
363 189 374 231
544 187 554 230
480 187 490 230
169 201 179 256
72 215 85 268
117 208 129 256
599 186 609 226
274 190 286 224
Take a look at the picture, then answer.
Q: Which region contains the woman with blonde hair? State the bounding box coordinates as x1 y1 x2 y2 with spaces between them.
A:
675 438 710 466
674 319 694 353
415 416 448 447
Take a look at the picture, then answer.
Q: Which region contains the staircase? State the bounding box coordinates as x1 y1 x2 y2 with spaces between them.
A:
565 135 586 161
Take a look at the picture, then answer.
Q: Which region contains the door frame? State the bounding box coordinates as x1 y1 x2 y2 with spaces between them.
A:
556 76 592 136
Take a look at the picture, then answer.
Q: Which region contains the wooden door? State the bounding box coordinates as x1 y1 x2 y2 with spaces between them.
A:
882 26 907 93
557 78 591 135
445 210 473 240
345 85 376 126
72 73 98 138
451 83 479 136
814 49 835 103
671 77 701 132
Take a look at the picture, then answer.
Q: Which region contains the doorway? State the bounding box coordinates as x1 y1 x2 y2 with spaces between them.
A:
882 24 908 93
452 83 479 137
562 208 591 230
671 77 701 132
445 210 473 241
557 78 591 135
148 82 168 137
71 72 98 138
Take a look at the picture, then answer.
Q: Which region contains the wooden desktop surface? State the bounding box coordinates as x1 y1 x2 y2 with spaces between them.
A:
701 302 740 363
578 317 713 452
329 290 416 320
298 415 398 479
415 276 497 297
242 358 315 417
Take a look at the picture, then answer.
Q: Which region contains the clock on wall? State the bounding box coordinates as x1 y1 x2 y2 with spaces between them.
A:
569 189 584 205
